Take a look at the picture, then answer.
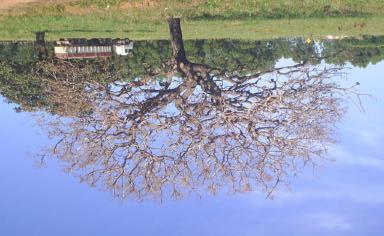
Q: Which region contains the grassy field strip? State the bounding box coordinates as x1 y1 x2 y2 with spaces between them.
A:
1 16 384 40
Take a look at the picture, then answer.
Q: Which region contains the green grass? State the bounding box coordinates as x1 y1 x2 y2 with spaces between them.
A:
13 0 384 19
1 15 384 40
1 0 384 40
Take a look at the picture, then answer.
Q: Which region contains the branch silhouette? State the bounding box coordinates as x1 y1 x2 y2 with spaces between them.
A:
37 18 352 200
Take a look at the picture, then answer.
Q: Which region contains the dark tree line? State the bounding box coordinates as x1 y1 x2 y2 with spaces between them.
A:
1 33 379 114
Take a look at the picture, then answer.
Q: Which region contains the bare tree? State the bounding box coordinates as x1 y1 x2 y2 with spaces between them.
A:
38 18 356 200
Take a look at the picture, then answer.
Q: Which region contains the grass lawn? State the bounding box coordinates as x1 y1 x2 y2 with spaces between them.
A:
1 16 384 40
1 0 384 40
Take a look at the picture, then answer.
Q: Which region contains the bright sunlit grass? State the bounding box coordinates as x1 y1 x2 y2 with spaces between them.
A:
1 15 384 40
1 0 384 40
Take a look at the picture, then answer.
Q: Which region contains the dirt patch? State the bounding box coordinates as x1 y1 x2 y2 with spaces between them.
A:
64 5 102 15
1 0 158 14
0 0 38 10
120 0 157 9
1 0 74 11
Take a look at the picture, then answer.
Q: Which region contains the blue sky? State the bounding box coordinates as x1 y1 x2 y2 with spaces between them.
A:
0 61 383 236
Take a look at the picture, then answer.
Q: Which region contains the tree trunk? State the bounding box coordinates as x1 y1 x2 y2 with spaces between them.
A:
168 17 187 63
35 32 48 60
167 17 221 97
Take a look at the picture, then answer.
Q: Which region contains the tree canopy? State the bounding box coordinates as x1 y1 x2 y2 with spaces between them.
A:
0 23 368 200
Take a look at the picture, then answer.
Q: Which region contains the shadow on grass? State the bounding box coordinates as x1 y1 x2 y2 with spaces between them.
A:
186 9 370 21
39 29 154 33
43 29 115 33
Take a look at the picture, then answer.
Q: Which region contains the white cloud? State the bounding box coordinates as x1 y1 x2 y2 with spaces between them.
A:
274 184 384 205
309 212 353 231
328 145 384 171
